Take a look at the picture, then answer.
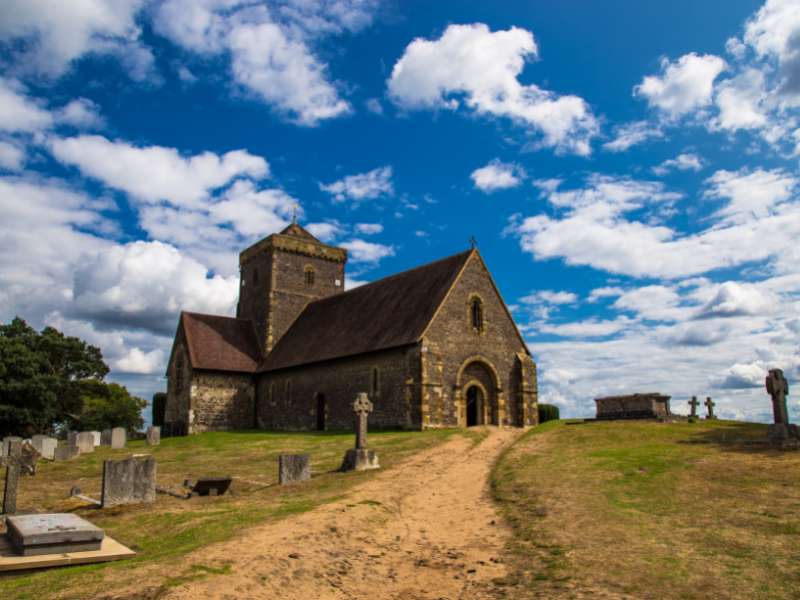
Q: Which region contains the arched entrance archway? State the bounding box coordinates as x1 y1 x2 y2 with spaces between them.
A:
315 393 326 431
456 356 501 427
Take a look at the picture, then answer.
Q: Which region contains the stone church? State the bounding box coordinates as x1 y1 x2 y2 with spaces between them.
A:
164 223 538 434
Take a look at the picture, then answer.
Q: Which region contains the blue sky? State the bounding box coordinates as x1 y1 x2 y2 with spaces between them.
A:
1 0 799 423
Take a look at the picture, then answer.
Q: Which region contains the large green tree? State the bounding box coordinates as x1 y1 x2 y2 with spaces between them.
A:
0 317 126 436
75 381 146 433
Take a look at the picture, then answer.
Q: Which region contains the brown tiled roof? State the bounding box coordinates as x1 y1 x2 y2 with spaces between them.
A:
279 222 319 241
181 312 261 373
261 250 474 372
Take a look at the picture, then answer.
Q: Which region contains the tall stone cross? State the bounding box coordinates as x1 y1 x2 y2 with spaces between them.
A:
704 396 716 419
353 392 373 450
766 368 789 426
688 396 699 418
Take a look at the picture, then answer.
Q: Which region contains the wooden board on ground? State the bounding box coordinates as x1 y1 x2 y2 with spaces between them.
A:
0 535 135 572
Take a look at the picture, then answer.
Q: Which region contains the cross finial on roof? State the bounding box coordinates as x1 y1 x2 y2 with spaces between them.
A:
292 203 298 225
469 235 477 249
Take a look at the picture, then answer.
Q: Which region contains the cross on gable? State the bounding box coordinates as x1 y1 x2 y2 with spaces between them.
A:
353 393 373 415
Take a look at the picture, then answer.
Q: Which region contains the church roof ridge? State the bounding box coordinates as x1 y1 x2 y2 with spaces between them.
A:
260 248 475 372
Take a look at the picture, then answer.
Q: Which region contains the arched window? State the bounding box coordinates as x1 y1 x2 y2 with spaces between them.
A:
371 367 380 397
304 266 315 287
285 380 292 402
268 382 274 405
252 267 259 286
471 297 484 332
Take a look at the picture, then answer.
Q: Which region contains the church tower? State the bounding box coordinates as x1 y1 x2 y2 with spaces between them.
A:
237 222 347 355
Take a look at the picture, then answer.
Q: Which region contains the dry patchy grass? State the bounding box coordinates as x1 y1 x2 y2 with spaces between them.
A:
0 428 458 599
491 420 800 600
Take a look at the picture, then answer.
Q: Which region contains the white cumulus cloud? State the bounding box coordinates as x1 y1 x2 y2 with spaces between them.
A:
635 53 727 117
320 166 393 202
470 159 524 192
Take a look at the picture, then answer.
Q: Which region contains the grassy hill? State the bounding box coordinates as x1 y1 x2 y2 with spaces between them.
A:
491 420 800 599
0 429 458 600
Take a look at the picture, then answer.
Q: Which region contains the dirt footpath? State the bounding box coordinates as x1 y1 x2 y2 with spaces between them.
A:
163 428 521 600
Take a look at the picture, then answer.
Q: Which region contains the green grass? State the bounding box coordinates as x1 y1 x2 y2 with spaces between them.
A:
491 419 800 599
1 428 458 599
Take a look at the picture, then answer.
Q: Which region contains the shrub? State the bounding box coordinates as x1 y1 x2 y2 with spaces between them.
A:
538 403 560 424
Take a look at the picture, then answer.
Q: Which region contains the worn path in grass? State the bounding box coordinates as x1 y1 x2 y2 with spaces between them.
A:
161 427 521 600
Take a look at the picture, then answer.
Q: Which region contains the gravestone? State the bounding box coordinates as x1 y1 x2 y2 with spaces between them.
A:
279 454 311 485
6 513 104 556
67 431 79 448
31 435 57 460
704 397 717 420
19 441 40 475
54 444 80 461
101 429 112 445
110 427 127 449
766 368 798 443
2 439 23 514
3 436 22 457
75 432 95 453
89 431 102 447
688 396 699 419
341 393 380 472
146 426 160 446
101 455 156 508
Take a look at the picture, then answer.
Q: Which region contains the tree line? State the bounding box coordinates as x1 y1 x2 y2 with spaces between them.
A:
0 317 147 437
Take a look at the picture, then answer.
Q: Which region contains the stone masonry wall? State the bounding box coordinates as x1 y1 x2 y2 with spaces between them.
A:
423 253 538 427
165 337 191 427
189 371 255 433
256 346 419 431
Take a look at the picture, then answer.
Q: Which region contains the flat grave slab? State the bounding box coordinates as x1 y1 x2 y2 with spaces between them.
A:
6 513 104 556
0 536 134 571
185 476 233 496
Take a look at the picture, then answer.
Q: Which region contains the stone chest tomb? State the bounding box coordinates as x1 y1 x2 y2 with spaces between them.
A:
595 393 672 420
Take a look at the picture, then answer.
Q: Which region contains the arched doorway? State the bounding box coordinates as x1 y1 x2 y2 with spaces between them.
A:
466 385 483 426
315 393 326 431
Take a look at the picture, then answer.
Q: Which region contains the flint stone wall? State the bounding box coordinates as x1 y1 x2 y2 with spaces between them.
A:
258 346 412 431
189 372 255 433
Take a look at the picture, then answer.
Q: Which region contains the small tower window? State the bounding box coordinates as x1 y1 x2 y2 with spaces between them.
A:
471 297 484 332
252 267 259 286
304 266 315 287
371 367 380 397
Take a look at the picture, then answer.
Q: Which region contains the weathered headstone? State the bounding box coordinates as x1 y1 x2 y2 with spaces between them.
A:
67 431 79 448
75 432 95 453
7 513 104 556
704 397 717 420
101 455 156 508
146 426 161 446
2 460 20 515
688 396 699 418
31 435 58 460
19 441 40 475
766 368 798 443
101 429 112 445
54 444 80 461
89 431 102 447
3 436 22 457
341 393 380 472
110 427 127 449
2 439 23 514
279 454 311 485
